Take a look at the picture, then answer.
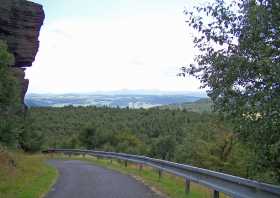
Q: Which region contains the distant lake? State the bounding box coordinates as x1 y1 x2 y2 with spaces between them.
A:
25 94 203 109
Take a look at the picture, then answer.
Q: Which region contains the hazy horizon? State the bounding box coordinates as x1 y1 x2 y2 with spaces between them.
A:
26 89 207 97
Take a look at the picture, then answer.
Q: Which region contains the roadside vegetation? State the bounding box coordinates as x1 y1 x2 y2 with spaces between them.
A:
0 149 57 198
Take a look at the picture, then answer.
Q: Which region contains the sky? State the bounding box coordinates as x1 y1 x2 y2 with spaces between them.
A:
26 0 207 94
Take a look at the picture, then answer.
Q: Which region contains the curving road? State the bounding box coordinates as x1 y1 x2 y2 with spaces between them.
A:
45 160 165 198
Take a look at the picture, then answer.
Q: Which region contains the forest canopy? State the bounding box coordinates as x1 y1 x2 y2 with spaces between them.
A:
24 106 277 184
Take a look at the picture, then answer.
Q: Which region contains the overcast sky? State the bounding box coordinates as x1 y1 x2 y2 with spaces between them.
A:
26 0 207 94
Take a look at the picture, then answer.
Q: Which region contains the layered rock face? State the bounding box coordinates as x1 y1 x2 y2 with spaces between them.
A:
0 0 45 104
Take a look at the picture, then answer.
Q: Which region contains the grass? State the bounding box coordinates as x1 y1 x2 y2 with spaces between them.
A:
52 153 230 198
0 150 58 198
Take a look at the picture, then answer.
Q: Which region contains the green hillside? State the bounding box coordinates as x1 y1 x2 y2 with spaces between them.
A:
160 98 212 113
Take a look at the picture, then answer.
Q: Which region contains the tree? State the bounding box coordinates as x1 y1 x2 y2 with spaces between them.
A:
182 0 280 183
151 135 176 160
0 40 22 147
19 115 44 152
0 40 19 111
79 125 98 149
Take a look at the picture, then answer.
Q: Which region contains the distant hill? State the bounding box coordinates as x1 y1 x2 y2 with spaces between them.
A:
160 98 213 113
25 93 202 109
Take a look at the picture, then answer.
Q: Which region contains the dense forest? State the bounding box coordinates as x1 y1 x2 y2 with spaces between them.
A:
25 106 276 183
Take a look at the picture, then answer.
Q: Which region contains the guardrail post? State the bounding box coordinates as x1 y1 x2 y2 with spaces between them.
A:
213 190 219 198
158 169 162 181
185 178 190 194
125 160 128 167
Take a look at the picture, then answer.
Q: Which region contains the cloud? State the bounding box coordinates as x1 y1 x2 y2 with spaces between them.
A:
26 6 202 93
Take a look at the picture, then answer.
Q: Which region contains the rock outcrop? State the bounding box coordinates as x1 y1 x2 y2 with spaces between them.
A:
0 0 45 105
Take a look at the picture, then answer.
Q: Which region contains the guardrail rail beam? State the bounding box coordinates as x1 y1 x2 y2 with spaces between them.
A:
43 148 280 198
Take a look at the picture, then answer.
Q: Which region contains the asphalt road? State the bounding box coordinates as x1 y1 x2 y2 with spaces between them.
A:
45 160 165 198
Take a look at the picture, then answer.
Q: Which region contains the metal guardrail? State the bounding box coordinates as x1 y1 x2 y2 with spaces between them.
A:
43 148 280 198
